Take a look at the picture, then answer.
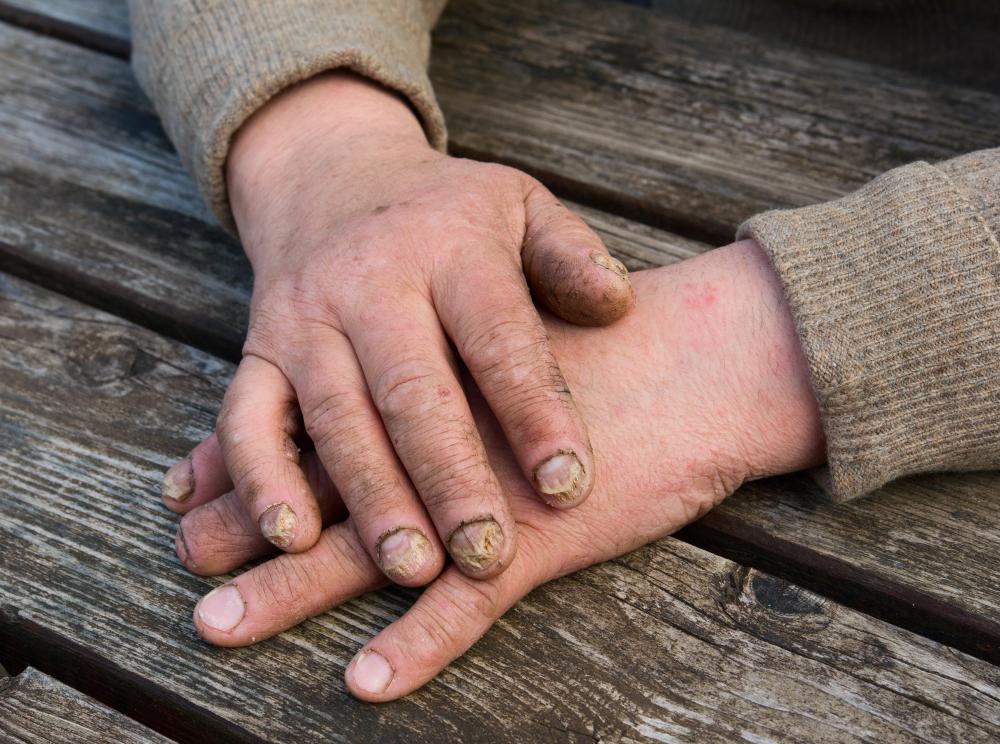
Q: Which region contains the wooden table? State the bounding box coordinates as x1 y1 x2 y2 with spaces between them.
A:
1 1 998 741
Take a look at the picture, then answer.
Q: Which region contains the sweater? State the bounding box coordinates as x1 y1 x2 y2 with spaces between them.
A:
126 0 1000 501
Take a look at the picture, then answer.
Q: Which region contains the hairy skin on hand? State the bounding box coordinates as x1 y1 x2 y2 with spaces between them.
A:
172 239 825 702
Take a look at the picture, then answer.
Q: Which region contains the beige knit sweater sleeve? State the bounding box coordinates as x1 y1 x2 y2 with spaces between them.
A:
128 3 1000 502
127 0 449 229
739 149 1000 500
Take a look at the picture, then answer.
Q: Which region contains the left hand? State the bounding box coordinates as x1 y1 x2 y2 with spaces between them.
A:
171 241 825 701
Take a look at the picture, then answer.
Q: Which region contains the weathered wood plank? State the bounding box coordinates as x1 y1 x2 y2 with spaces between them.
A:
0 19 997 665
1 272 999 741
647 0 1000 94
0 0 127 58
4 0 997 240
684 472 1000 661
0 667 168 743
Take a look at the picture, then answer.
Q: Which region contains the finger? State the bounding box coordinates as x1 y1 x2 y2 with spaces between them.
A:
215 355 322 552
176 450 346 576
288 328 445 587
192 519 385 646
160 433 233 513
344 564 532 702
521 179 635 326
346 294 517 579
437 256 595 509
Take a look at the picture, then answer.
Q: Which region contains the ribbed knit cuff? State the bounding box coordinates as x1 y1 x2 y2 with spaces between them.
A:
129 0 448 232
738 160 1000 501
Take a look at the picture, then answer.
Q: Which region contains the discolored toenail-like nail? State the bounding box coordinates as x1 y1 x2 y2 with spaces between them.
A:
448 518 504 573
161 457 194 502
259 503 297 548
590 252 629 278
534 451 585 504
377 528 433 581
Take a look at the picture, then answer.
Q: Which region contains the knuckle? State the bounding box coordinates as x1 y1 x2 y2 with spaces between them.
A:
178 501 260 571
229 452 279 508
371 360 443 426
243 278 343 360
302 388 359 453
410 432 493 509
464 314 548 380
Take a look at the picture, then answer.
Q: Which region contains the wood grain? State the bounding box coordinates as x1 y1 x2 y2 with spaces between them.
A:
5 0 997 240
0 667 168 743
1 272 999 741
0 0 128 56
0 16 997 668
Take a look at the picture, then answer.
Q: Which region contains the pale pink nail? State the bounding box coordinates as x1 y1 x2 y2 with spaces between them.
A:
351 649 394 695
197 585 245 632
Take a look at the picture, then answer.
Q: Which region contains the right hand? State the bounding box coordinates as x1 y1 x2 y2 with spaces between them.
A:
160 71 636 586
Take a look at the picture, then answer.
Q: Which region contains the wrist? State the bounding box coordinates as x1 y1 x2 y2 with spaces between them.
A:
725 239 826 480
637 240 825 487
226 71 431 257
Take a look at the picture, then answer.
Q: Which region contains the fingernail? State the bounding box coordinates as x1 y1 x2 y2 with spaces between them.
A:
534 451 585 504
377 528 433 581
448 518 503 573
259 503 297 548
590 252 629 278
350 649 394 695
161 457 194 502
197 585 245 632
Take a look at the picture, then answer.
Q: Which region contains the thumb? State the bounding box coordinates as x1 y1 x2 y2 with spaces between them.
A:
520 178 636 326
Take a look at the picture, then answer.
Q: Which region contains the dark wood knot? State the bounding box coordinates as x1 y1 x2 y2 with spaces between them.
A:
717 566 832 637
66 331 138 386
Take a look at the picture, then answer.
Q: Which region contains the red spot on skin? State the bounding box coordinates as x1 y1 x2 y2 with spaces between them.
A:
437 386 451 399
682 281 718 310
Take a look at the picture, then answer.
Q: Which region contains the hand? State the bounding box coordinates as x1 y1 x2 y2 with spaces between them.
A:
160 72 635 585
172 240 825 701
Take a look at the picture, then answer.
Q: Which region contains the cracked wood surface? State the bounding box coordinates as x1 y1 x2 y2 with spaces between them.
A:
1 273 999 741
0 667 168 743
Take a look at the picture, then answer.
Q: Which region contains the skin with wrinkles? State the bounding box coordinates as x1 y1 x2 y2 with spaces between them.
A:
169 240 826 702
162 70 637 587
